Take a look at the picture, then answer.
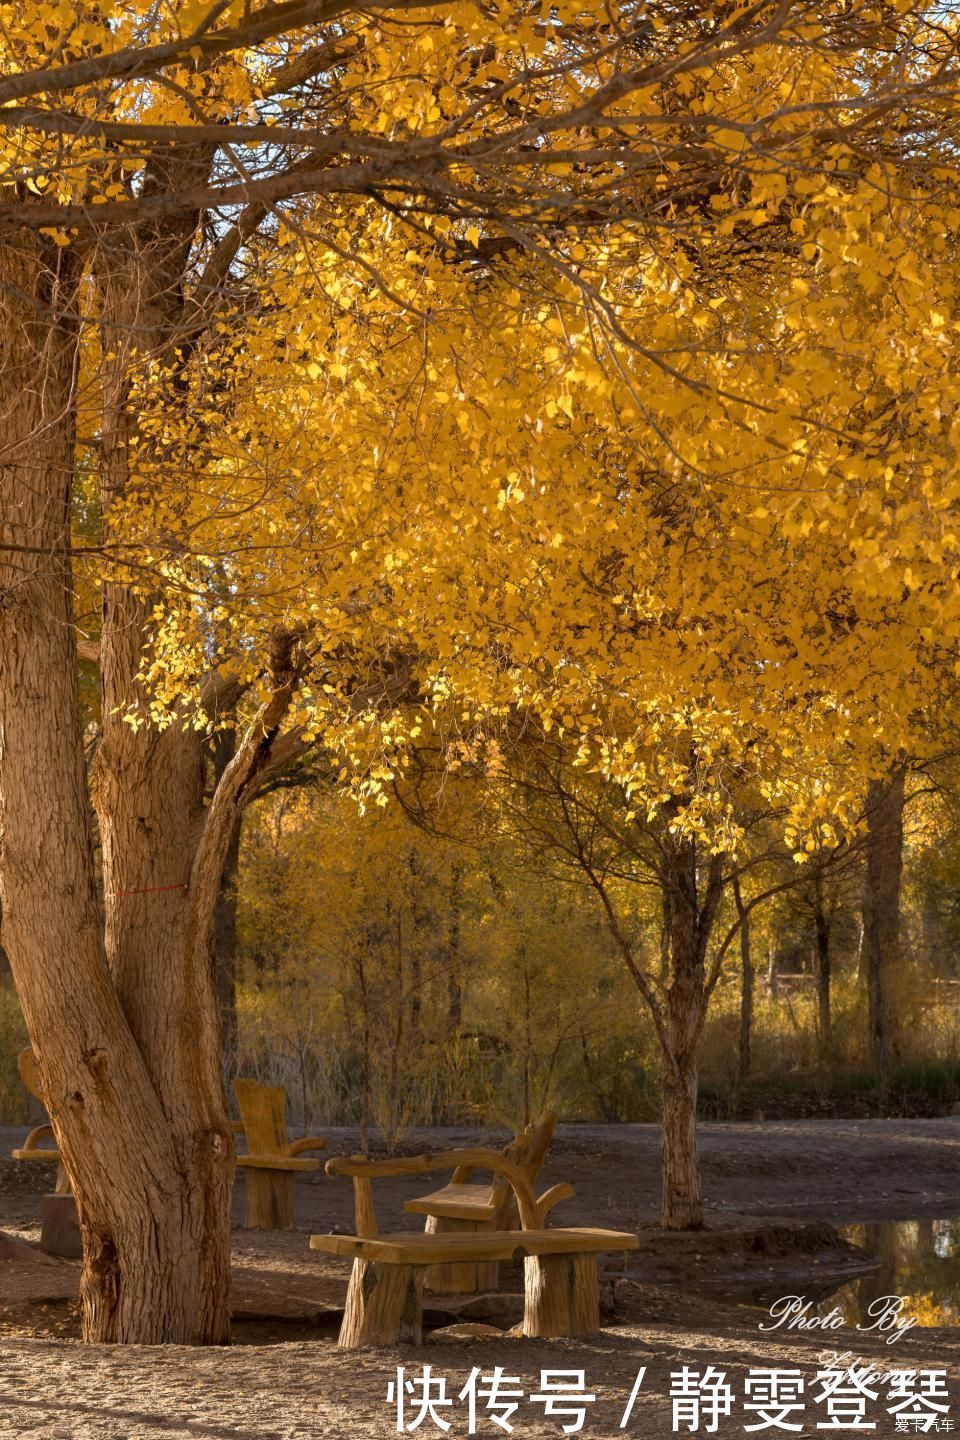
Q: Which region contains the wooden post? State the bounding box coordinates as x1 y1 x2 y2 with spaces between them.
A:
339 1260 425 1348
244 1170 294 1229
354 1177 378 1237
522 1252 599 1338
424 1214 498 1294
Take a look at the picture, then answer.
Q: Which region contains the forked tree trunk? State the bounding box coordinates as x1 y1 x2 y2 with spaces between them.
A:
1 154 309 1342
87 202 237 1339
863 769 905 1088
91 627 235 1342
0 235 233 1343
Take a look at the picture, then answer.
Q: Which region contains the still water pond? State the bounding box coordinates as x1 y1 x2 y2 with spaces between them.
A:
815 1219 960 1327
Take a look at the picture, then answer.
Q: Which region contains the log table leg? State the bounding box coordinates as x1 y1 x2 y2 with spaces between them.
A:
523 1252 600 1338
339 1260 425 1347
423 1215 498 1294
244 1169 294 1229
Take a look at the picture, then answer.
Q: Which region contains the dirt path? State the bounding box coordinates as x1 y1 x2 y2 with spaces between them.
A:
1 1312 957 1438
2 1119 958 1437
10 1116 957 1231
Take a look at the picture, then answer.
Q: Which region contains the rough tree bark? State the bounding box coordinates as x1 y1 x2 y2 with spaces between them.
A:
0 231 233 1342
212 728 241 1067
0 216 305 1340
863 768 905 1088
658 835 723 1231
585 810 724 1229
85 184 236 1340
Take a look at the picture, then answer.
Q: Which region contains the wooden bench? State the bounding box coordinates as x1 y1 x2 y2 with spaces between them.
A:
312 1149 638 1348
10 1049 69 1195
404 1110 569 1293
232 1078 326 1228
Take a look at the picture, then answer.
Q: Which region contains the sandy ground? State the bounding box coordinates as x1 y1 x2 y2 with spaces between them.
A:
1 1119 959 1437
3 1318 958 1439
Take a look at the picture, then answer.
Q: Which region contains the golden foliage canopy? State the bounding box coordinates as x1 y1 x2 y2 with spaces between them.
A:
4 0 960 850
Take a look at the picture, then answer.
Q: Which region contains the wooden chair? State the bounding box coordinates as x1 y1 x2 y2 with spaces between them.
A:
403 1110 572 1292
232 1078 326 1228
10 1049 70 1195
313 1148 637 1348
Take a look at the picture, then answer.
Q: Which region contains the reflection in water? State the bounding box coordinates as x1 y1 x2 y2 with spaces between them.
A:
816 1219 960 1328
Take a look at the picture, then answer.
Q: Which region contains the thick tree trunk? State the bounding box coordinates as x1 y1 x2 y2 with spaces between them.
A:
212 728 241 1066
659 888 673 985
215 819 242 1067
1 155 303 1343
863 770 905 1087
0 235 232 1343
91 686 234 1342
85 220 236 1338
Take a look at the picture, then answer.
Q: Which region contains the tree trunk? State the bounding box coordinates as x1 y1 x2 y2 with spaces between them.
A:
733 880 752 1084
522 963 532 1127
813 876 832 1060
922 899 941 974
212 728 241 1067
92 605 234 1334
85 216 235 1338
447 861 463 1036
863 769 905 1088
387 915 403 1148
658 835 718 1230
660 1056 702 1230
1 156 305 1344
659 888 673 985
215 819 242 1068
356 946 372 1154
0 234 232 1343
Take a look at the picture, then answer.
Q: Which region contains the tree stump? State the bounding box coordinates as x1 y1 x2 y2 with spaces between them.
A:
522 1252 599 1338
40 1193 82 1259
424 1214 498 1294
339 1260 425 1347
244 1170 294 1229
